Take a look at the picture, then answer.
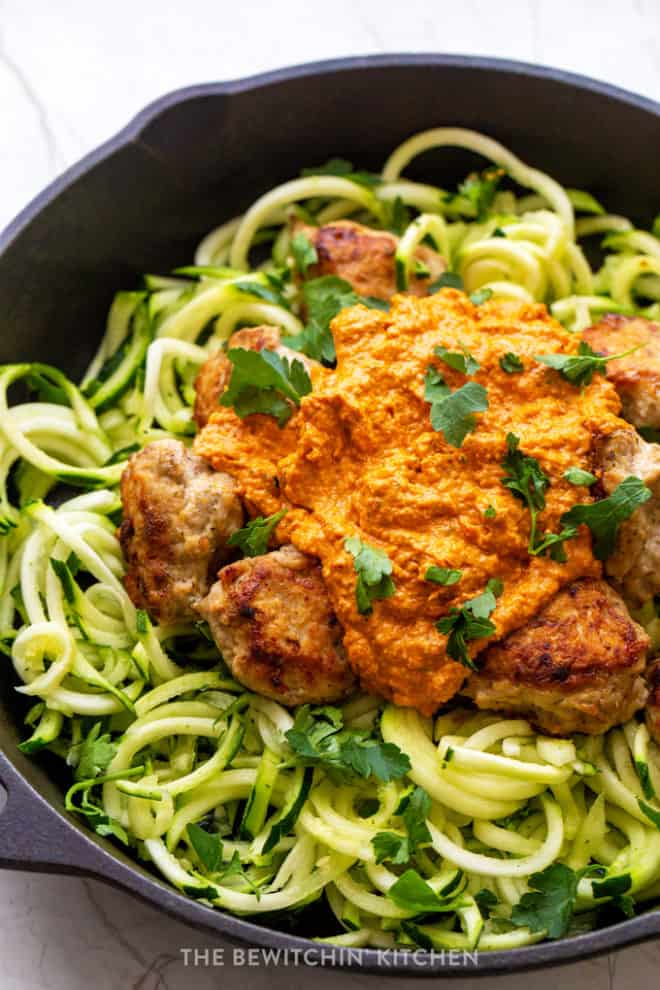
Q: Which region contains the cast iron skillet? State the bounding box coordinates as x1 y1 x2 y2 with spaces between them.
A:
0 54 659 974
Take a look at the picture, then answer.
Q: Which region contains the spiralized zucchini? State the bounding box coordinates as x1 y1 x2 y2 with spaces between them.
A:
1 128 659 951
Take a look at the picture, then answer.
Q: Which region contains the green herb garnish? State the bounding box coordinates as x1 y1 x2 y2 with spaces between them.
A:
436 579 503 670
227 508 287 558
561 476 651 560
425 566 463 586
285 705 410 782
220 347 312 427
344 537 396 615
534 341 642 387
499 352 524 374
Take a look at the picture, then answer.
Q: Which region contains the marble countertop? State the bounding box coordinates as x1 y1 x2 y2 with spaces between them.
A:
1 1 659 986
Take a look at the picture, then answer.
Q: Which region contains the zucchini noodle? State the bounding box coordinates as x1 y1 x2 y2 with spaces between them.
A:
1 128 659 952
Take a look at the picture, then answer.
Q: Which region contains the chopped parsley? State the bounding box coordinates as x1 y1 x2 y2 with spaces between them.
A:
388 869 453 913
344 537 396 615
534 341 642 387
436 578 503 670
561 476 652 560
433 343 480 376
372 786 432 865
424 366 489 448
499 352 524 374
429 271 464 293
484 504 497 519
425 566 462 587
501 433 578 561
234 279 290 310
285 705 410 782
446 168 504 219
283 275 357 365
220 347 311 427
227 509 287 557
563 467 597 486
187 824 244 881
70 722 117 782
510 863 581 939
290 232 318 276
469 288 493 305
301 157 382 188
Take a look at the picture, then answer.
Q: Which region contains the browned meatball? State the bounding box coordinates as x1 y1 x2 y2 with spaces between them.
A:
646 658 660 743
193 325 318 430
119 439 243 624
293 219 446 301
197 545 355 705
582 315 660 429
463 579 649 736
595 427 660 608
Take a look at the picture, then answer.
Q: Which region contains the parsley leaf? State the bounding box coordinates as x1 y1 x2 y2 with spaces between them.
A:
388 869 449 913
436 579 502 670
72 722 117 782
284 275 358 365
290 232 318 276
285 705 410 782
188 823 222 872
501 433 577 560
425 566 462 586
227 508 287 557
560 476 652 560
234 279 290 310
220 347 312 427
445 168 504 219
500 352 524 374
301 157 382 188
534 341 642 387
563 467 597 486
429 271 464 293
434 344 480 376
475 888 499 919
344 536 396 615
427 378 489 448
591 874 632 899
469 288 493 305
372 831 410 865
372 787 431 865
511 863 579 939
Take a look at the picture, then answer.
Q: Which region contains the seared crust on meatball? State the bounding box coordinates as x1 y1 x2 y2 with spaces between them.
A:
582 315 660 429
595 427 660 608
193 325 318 430
646 658 660 743
197 545 355 705
119 439 243 624
293 219 446 301
464 579 649 735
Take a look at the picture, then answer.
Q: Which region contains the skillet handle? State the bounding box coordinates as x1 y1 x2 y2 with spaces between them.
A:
0 750 106 874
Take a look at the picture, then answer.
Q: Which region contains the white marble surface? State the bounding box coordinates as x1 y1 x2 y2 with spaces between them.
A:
1 1 660 987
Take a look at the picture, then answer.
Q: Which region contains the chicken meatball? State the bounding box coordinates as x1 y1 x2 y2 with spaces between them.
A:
193 325 318 430
582 315 660 429
463 579 649 736
119 439 243 624
646 657 660 743
595 427 660 608
197 545 355 705
293 219 446 301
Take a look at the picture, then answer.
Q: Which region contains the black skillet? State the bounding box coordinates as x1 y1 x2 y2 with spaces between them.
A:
1 54 659 974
